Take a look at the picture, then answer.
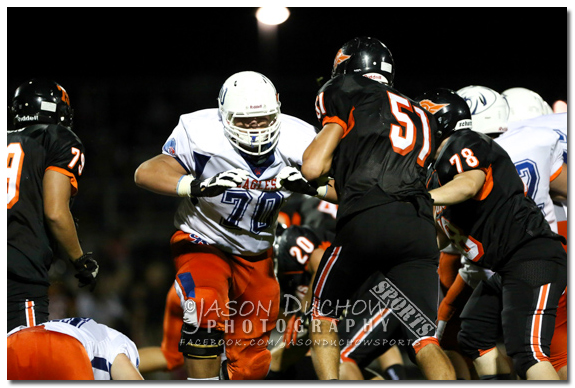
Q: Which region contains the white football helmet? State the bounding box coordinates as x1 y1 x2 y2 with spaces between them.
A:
501 87 553 122
457 85 509 135
218 71 281 157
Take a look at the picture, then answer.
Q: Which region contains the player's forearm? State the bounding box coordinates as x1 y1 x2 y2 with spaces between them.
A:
302 123 343 181
429 170 486 206
45 209 83 261
550 163 568 200
134 155 186 197
111 354 144 380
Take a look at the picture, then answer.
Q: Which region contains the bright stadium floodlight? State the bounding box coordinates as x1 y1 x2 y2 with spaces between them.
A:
256 7 290 26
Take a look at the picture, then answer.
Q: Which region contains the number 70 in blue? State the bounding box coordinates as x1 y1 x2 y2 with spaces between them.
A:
220 190 285 235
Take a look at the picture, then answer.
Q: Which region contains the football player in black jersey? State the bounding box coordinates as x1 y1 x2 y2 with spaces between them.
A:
301 37 455 380
7 79 99 332
269 196 407 381
420 88 566 380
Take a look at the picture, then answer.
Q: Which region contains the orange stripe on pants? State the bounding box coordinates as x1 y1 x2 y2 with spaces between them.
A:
530 284 551 362
7 326 94 380
25 300 35 327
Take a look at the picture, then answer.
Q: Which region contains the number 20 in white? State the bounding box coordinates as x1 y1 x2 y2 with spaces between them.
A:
289 236 315 265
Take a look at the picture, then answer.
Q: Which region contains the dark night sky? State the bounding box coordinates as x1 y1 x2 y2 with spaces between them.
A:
7 7 569 126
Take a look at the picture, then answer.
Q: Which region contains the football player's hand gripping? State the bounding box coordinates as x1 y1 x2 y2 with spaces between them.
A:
177 169 250 197
277 166 319 196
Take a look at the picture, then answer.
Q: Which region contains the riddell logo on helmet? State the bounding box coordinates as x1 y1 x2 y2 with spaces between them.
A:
17 114 39 122
250 105 263 109
419 100 449 114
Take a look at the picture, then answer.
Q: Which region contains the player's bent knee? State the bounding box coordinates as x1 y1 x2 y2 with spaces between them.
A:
179 324 224 359
511 352 546 380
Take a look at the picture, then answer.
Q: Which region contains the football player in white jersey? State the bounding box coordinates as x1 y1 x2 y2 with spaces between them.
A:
502 88 568 250
7 317 142 380
134 71 320 380
500 89 567 379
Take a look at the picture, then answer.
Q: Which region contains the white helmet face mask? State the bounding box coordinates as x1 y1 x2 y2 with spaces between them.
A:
218 71 281 157
502 87 553 122
457 85 509 135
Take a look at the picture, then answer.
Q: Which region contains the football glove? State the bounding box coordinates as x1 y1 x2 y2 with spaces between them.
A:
277 166 318 196
178 169 249 198
71 252 99 292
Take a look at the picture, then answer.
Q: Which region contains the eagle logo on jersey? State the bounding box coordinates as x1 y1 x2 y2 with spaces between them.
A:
162 138 177 156
333 49 351 71
419 99 449 114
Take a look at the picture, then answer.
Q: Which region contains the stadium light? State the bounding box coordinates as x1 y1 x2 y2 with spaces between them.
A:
256 7 290 26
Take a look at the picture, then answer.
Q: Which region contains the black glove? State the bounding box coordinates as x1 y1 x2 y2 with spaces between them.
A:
72 252 99 292
190 169 249 197
277 166 318 196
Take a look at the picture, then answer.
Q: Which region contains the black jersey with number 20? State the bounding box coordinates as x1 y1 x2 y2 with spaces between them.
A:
432 129 562 270
315 74 436 224
7 124 85 285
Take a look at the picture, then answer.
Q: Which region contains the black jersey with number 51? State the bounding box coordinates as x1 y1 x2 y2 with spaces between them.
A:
315 74 436 225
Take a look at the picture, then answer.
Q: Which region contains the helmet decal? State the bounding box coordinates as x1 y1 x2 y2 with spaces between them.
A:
218 86 228 106
419 100 449 114
57 84 70 106
333 49 351 70
457 85 509 135
461 89 495 115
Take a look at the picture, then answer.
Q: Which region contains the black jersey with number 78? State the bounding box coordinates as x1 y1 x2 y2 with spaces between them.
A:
431 129 562 270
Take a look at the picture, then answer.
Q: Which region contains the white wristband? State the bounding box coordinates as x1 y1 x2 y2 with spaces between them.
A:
176 175 195 197
316 185 328 199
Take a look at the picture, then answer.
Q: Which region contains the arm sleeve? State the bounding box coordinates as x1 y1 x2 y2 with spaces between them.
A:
161 116 195 175
45 126 85 196
316 80 353 133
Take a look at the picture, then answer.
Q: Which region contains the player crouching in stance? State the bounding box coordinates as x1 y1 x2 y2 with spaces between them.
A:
7 317 142 380
134 71 320 379
420 88 566 380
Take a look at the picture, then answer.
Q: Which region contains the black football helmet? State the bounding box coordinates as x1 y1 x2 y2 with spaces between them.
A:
416 88 472 144
331 36 395 85
11 79 74 130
